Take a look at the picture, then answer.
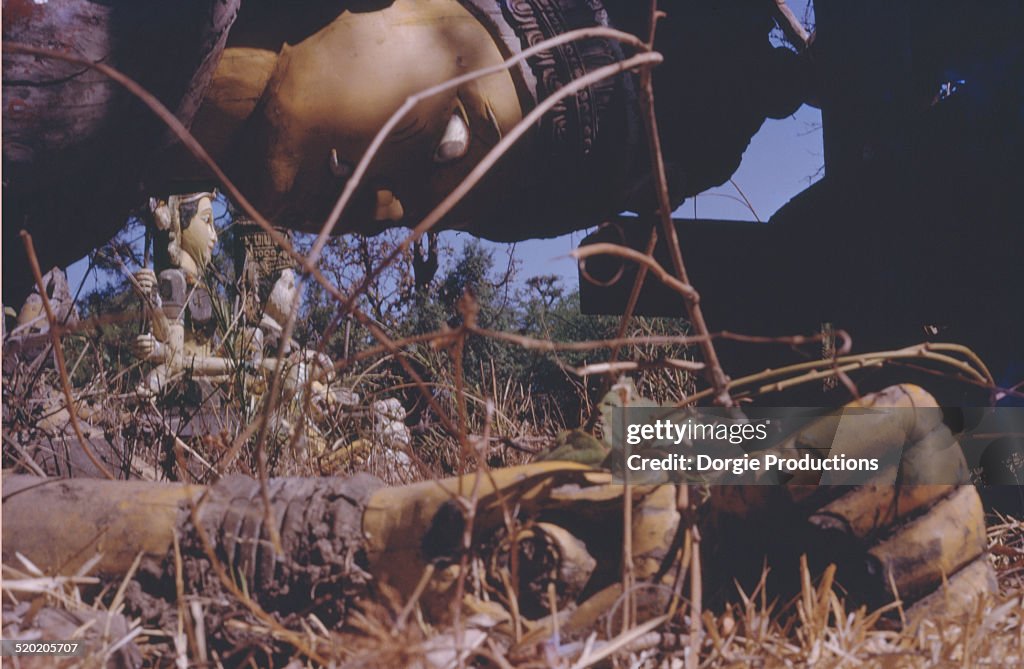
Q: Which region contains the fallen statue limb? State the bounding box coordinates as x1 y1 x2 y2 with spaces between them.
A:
1 464 676 628
1 386 997 641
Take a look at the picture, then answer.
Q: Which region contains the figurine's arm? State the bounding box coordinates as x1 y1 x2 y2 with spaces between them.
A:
184 354 234 377
130 268 173 344
131 333 169 363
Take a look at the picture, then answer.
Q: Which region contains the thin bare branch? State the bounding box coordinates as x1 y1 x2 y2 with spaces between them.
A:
571 243 698 302
636 19 733 408
19 231 115 480
564 358 706 377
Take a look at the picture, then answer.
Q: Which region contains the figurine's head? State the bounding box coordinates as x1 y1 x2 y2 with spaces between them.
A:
178 193 218 273
151 192 218 278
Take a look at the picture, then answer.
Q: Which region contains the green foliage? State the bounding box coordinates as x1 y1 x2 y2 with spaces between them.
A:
372 239 689 431
537 428 609 465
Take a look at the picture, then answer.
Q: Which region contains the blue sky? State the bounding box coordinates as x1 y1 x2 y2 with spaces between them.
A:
475 102 824 288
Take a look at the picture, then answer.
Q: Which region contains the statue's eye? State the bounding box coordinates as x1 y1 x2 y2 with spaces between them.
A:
434 102 470 164
330 149 353 178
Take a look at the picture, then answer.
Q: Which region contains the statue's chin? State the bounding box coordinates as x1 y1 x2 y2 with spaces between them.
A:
177 255 202 281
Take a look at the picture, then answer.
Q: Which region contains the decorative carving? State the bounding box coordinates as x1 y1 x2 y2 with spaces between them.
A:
499 0 626 161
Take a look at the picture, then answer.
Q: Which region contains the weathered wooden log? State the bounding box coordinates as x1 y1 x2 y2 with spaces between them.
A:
2 463 679 627
2 474 195 576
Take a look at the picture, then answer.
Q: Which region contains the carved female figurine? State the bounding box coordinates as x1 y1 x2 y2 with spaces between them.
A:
131 193 356 414
131 192 233 396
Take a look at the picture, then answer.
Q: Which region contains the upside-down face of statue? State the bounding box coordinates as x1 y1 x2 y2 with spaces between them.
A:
165 0 526 235
156 0 648 241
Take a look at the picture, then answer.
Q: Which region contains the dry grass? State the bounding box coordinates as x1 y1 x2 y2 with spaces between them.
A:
2 517 1020 667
